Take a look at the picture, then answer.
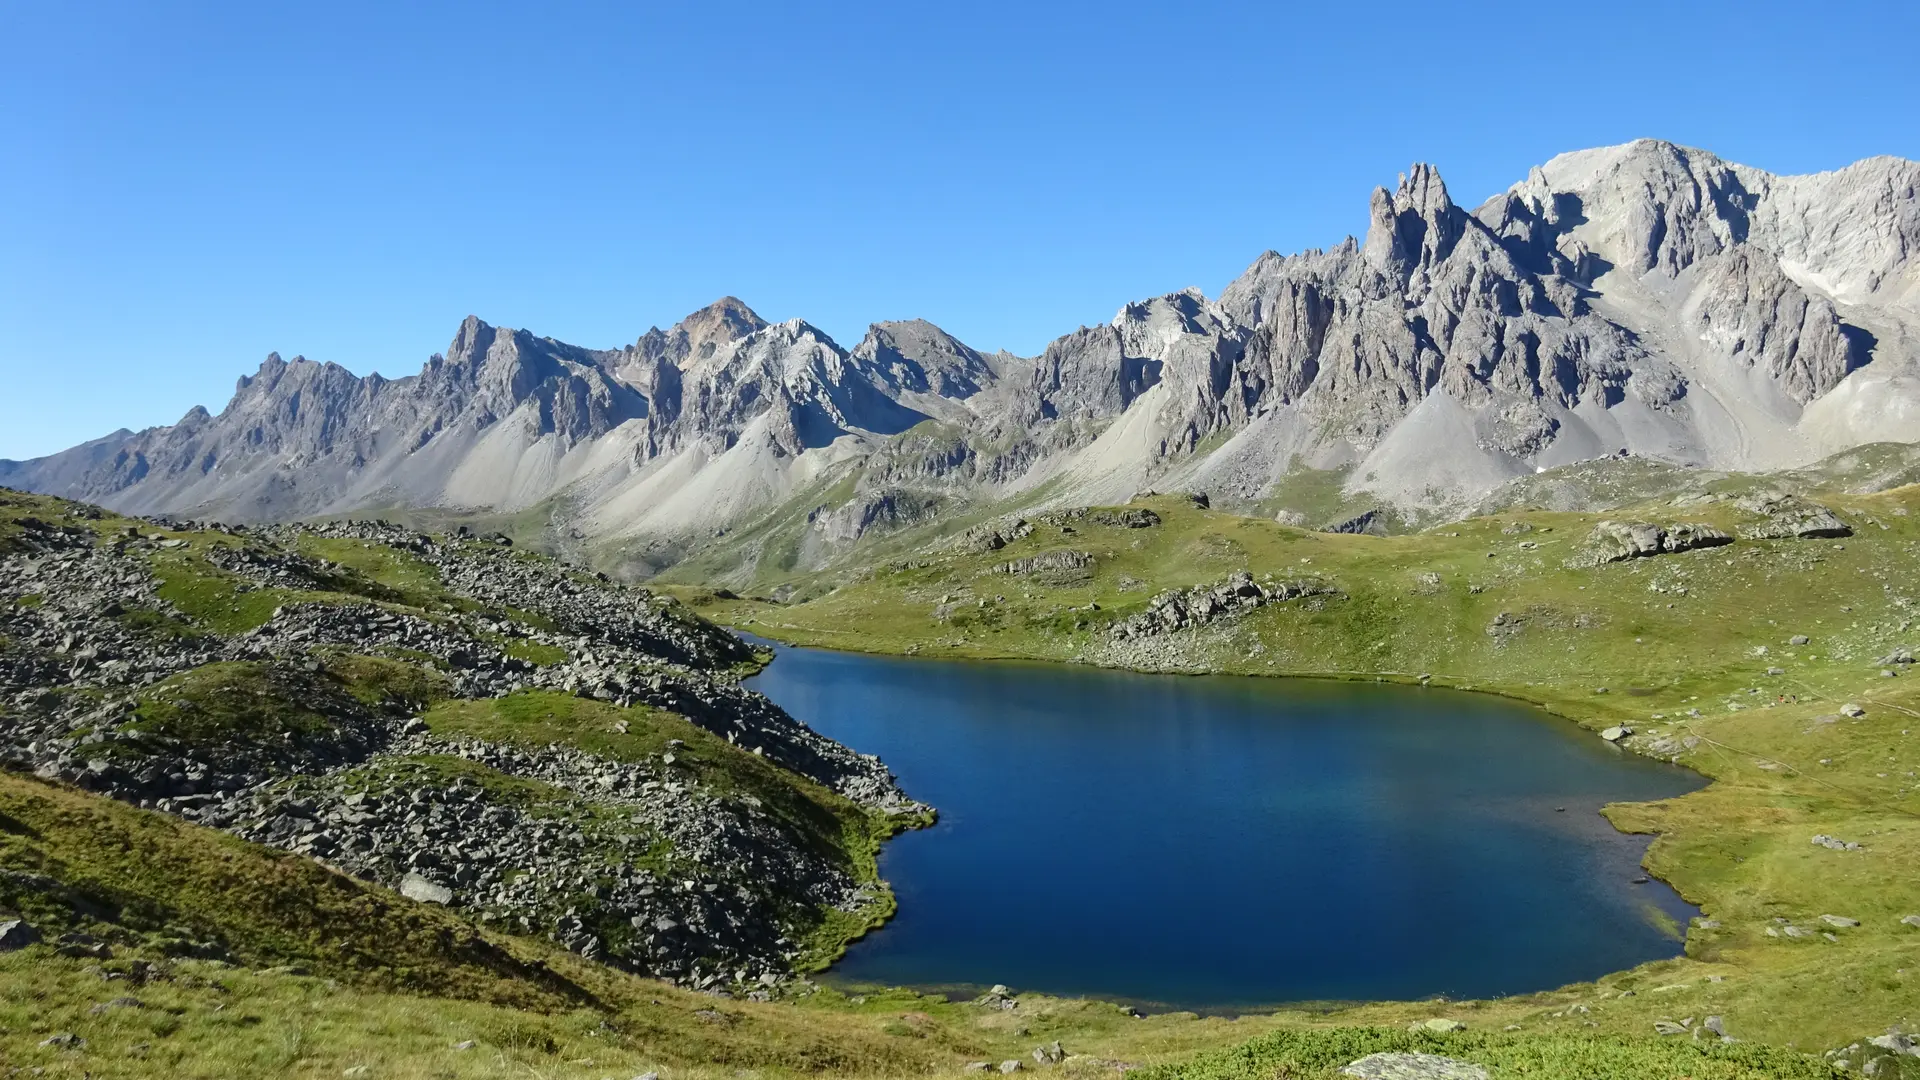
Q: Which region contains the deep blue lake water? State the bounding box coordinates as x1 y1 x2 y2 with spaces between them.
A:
743 641 1704 1011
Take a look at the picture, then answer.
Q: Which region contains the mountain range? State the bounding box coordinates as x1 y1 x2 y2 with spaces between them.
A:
6 138 1917 577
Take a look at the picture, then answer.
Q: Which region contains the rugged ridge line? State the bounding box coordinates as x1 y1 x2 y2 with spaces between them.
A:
4 140 1916 575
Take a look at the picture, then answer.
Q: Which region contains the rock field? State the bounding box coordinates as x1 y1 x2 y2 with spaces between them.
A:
0 498 926 995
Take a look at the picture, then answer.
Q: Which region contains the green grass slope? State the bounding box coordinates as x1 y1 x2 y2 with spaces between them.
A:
0 768 989 1078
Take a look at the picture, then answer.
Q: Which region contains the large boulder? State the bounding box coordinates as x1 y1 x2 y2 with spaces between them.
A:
1586 520 1665 561
962 519 1034 553
399 872 453 905
1736 495 1852 539
0 919 40 952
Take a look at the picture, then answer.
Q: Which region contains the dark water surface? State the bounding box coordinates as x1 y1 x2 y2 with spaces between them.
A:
744 641 1704 1011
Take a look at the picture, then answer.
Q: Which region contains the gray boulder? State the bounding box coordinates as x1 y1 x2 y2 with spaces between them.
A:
1869 1031 1919 1057
399 872 453 905
1737 496 1852 540
1340 1052 1488 1079
0 919 40 952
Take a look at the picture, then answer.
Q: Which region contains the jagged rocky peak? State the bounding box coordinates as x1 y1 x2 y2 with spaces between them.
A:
645 315 935 460
1002 288 1242 434
1364 162 1468 272
632 296 769 370
720 318 848 383
1113 287 1239 357
1507 136 1912 300
1217 241 1360 327
235 351 283 392
613 297 774 419
429 315 644 443
234 350 371 394
1528 138 1756 278
1495 139 1900 402
442 314 601 373
850 319 998 400
224 349 385 422
445 313 495 364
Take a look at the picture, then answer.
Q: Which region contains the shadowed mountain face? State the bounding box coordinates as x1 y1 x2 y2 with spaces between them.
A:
5 140 1918 567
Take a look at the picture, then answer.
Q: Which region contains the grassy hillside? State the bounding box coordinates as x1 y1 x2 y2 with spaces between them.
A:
0 767 997 1078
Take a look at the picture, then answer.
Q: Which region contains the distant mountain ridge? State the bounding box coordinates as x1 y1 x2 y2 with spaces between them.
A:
6 139 1917 576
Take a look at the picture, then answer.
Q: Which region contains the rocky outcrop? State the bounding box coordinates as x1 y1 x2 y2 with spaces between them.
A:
1033 506 1161 529
1735 494 1853 539
1111 571 1336 639
1687 248 1873 404
211 729 870 987
1575 520 1733 565
959 518 1035 553
0 492 925 993
990 550 1092 576
806 490 944 545
1324 509 1389 536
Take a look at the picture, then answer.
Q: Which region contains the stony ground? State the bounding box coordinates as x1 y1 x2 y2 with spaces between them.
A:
0 490 926 996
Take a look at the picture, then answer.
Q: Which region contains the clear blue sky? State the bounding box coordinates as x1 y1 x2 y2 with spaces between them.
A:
3 0 1916 460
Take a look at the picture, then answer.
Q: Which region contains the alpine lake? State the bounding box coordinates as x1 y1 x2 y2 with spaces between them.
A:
744 639 1704 1013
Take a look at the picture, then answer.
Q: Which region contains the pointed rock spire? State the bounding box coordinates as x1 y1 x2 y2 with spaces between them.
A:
1364 163 1466 272
446 315 499 368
